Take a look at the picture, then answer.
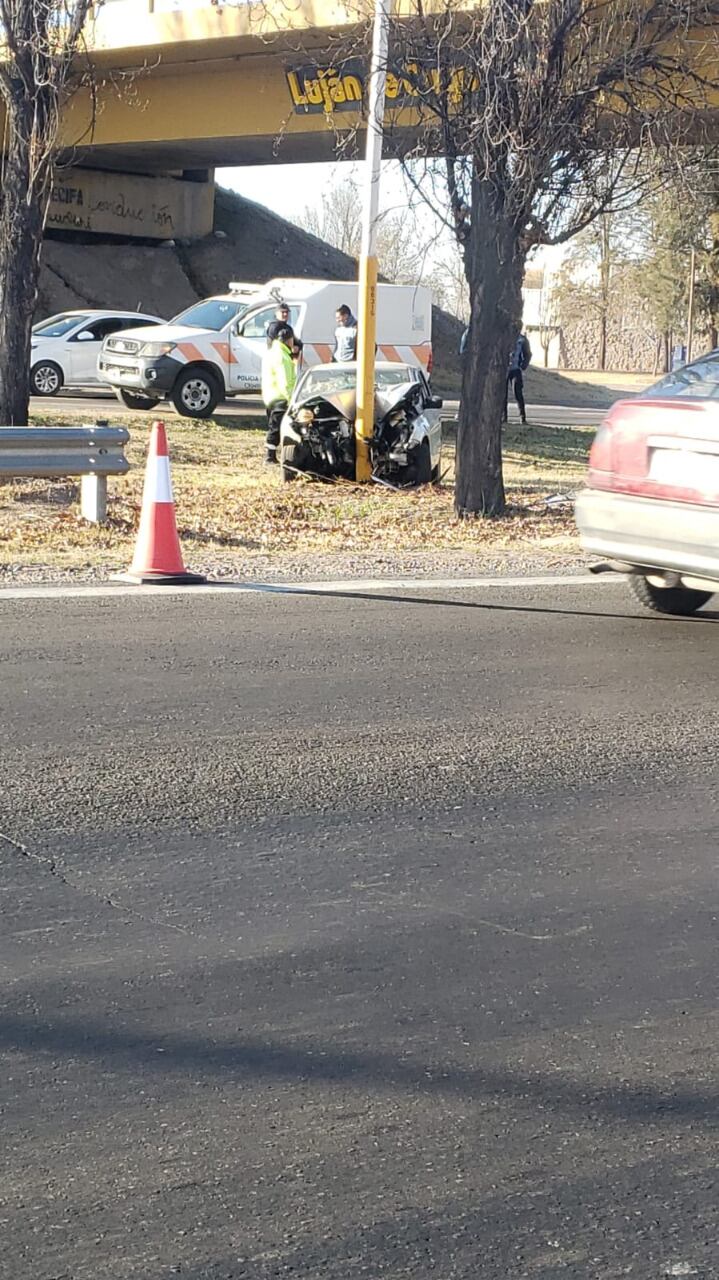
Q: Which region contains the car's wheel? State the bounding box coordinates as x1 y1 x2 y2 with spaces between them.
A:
413 439 433 486
629 575 713 616
281 442 302 482
171 368 220 419
31 361 63 397
114 388 160 411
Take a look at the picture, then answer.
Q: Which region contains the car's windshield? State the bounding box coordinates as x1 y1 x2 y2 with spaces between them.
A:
32 314 86 338
171 298 246 332
295 366 415 401
643 354 719 400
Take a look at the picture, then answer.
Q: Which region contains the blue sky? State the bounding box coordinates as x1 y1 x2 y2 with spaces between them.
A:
220 159 418 223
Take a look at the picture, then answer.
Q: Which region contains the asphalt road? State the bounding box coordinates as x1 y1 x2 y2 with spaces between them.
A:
1 578 717 1280
30 389 607 430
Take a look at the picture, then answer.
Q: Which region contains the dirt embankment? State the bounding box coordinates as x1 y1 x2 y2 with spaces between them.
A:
38 185 613 408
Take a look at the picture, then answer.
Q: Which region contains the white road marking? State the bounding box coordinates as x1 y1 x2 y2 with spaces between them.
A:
0 572 619 602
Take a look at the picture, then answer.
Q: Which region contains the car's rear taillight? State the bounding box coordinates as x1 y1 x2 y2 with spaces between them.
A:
426 346 433 375
587 420 614 488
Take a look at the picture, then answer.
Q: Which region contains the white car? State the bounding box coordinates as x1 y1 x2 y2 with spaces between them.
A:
30 310 164 397
279 362 443 485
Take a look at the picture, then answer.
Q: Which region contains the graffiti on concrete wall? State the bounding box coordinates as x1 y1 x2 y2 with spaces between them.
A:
47 170 212 240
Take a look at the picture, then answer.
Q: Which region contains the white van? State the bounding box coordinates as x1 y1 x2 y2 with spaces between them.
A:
97 278 433 417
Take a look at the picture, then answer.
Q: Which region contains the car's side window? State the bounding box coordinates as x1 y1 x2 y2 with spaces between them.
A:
95 319 126 340
114 318 158 332
72 319 120 342
675 360 719 398
241 306 300 340
239 309 274 340
649 355 719 399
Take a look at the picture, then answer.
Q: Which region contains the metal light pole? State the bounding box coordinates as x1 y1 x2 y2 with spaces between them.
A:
686 246 696 365
355 0 390 482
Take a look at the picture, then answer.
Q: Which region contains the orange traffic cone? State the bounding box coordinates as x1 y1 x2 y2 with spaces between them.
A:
120 421 205 584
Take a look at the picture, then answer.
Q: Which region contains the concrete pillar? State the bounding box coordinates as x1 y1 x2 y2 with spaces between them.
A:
81 474 108 524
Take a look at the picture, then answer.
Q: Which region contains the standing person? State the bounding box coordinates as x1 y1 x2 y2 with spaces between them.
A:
261 324 296 465
503 332 531 425
332 304 358 362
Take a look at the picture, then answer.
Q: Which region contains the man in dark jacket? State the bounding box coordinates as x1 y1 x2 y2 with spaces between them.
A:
503 332 531 425
266 303 303 361
266 302 291 347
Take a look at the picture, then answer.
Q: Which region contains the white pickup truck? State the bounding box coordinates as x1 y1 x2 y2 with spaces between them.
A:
97 277 433 418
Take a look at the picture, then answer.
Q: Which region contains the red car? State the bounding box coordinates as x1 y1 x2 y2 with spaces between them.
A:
576 352 719 615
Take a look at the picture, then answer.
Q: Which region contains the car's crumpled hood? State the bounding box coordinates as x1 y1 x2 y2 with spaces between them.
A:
300 389 358 419
375 381 420 421
294 380 418 423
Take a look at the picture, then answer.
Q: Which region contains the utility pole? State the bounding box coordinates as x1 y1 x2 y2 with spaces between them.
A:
355 0 390 482
686 246 696 365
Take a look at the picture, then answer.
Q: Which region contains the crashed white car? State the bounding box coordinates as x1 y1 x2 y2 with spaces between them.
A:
279 362 443 485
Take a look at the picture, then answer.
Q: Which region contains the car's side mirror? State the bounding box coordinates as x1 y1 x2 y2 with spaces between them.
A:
76 330 96 342
426 395 443 409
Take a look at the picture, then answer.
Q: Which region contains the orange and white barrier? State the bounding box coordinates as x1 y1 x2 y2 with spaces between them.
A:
121 420 205 584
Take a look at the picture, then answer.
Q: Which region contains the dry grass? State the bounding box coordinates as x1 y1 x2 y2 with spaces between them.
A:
0 411 592 573
558 370 650 394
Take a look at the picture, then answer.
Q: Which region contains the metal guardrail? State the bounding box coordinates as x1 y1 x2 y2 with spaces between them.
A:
0 424 130 523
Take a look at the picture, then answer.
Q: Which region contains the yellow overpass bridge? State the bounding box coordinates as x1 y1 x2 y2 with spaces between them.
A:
67 0 392 172
68 0 719 171
33 0 719 239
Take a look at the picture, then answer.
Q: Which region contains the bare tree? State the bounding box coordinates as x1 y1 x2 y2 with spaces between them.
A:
299 171 428 284
301 175 362 258
537 285 559 370
425 240 470 321
0 0 92 423
551 208 633 368
379 0 716 515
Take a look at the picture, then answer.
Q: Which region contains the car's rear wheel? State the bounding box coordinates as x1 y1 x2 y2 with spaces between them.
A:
171 368 220 419
31 361 63 397
629 575 713 616
115 388 160 411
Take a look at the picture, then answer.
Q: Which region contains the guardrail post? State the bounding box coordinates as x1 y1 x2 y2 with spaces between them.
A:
80 474 108 524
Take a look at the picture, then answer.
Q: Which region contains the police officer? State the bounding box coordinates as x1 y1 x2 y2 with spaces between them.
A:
261 324 297 465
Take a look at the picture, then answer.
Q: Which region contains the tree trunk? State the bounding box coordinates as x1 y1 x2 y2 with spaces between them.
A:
0 111 48 425
598 215 610 373
598 313 607 372
455 181 524 518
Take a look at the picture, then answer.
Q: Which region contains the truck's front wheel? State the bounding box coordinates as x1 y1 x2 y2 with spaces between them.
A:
171 368 221 419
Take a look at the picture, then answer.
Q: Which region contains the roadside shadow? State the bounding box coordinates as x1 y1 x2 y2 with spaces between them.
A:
1 1011 716 1126
209 411 265 432
440 420 597 463
217 581 719 626
178 528 265 551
